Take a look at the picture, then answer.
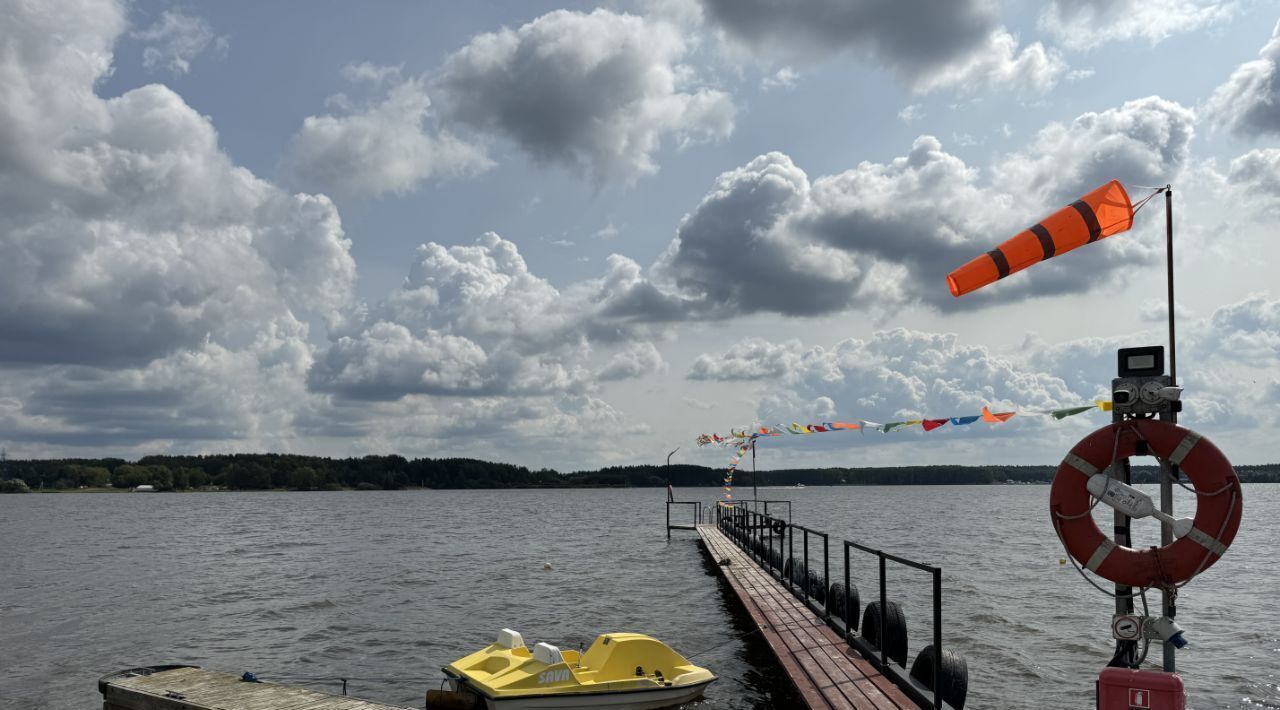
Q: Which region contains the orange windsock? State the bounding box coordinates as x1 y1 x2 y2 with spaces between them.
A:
948 180 1133 297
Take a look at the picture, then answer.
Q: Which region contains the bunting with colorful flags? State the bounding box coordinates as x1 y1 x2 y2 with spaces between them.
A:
701 400 1111 500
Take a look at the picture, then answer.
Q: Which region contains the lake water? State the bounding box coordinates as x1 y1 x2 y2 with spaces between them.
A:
1 485 1276 709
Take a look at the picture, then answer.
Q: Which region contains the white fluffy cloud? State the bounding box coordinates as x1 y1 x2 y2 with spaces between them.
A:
911 29 1067 95
1026 294 1280 431
688 0 1064 93
689 294 1280 458
281 76 491 198
1039 0 1233 51
993 96 1196 204
598 342 666 381
0 0 355 369
655 98 1192 318
1207 22 1280 137
0 0 359 455
310 233 673 400
132 8 228 75
436 8 734 183
688 328 1084 458
1226 148 1280 214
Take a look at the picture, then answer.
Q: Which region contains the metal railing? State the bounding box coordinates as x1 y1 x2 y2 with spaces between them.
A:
665 500 703 538
714 501 952 710
730 498 792 523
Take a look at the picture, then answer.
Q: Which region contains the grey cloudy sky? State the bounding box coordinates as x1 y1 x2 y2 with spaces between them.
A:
3 0 1280 470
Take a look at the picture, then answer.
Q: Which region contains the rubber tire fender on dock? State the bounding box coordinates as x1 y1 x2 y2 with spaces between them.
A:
806 570 826 604
789 560 807 587
827 582 861 630
768 547 783 571
861 601 909 667
909 644 968 710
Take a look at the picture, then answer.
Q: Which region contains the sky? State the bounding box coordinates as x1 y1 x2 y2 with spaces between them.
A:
3 0 1280 471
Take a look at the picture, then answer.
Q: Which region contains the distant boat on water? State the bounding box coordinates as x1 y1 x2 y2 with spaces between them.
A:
132 485 155 492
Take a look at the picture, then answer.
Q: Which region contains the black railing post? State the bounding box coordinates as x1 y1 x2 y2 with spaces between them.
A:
823 534 830 616
844 543 852 643
879 551 888 669
788 525 794 592
665 501 670 539
803 529 810 606
933 568 942 710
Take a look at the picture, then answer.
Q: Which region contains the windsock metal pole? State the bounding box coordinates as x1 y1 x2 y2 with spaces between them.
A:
1166 185 1176 386
752 440 758 502
1161 185 1177 672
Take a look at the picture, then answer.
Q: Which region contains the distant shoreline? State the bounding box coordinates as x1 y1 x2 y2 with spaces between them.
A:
3 454 1278 493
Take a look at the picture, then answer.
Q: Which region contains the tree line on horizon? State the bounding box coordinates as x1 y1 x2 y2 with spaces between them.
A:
1 453 1278 492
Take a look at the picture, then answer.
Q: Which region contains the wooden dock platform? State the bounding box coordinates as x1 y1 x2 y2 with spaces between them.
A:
100 666 415 710
697 524 920 710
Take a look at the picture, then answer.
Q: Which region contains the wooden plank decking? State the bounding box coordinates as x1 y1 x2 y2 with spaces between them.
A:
101 666 415 710
697 524 919 710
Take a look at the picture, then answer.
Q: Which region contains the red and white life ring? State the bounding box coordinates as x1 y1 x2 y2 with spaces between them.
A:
1049 419 1242 588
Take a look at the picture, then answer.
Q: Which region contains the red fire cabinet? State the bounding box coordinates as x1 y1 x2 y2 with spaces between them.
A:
1097 668 1185 709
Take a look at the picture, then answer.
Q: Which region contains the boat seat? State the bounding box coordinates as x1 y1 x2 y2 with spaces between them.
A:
496 629 525 649
533 642 564 666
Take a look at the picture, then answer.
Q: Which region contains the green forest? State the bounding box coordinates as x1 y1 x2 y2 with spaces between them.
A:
1 453 1279 492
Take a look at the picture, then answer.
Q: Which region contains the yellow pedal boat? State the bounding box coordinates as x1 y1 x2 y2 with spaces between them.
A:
433 629 716 710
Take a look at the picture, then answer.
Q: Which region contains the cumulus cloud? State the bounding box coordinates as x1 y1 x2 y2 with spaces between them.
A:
0 0 366 457
309 233 672 400
132 9 228 75
912 29 1067 95
1226 148 1280 214
1027 294 1280 430
436 8 734 183
1039 0 1233 51
598 342 666 381
340 61 403 86
655 99 1191 319
0 0 355 369
993 96 1195 205
689 295 1280 457
281 76 491 198
898 104 924 124
760 66 798 92
690 329 1081 436
1207 23 1280 137
689 0 1064 93
689 338 838 383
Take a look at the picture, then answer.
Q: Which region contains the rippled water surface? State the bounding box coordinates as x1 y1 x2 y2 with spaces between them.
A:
1 485 1277 709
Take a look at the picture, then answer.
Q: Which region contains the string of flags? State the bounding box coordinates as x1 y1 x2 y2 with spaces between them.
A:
700 401 1113 500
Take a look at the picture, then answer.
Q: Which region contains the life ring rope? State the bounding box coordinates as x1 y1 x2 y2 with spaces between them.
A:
1049 419 1242 591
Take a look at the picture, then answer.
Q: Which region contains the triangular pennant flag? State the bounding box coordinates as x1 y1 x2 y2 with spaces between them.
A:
882 421 906 433
1051 405 1098 420
1096 400 1113 412
811 425 828 432
950 415 980 426
981 406 1016 423
921 418 949 432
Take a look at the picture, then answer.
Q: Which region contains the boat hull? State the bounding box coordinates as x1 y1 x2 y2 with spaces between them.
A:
452 678 714 710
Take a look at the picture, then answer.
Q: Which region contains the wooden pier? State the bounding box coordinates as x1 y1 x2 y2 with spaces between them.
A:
697 524 920 710
100 666 414 710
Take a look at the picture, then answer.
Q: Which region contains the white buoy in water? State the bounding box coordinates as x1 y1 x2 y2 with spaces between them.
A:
543 562 553 571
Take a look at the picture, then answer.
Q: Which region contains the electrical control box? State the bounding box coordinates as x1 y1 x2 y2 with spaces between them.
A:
1113 346 1178 417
